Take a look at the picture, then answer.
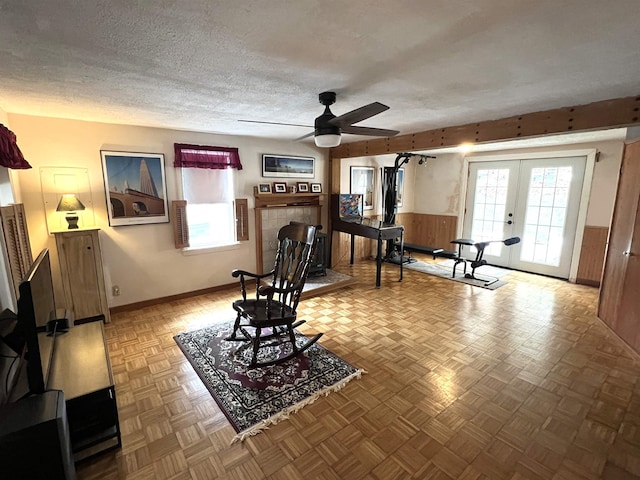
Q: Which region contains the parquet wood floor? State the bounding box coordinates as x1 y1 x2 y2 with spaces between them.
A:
76 258 640 479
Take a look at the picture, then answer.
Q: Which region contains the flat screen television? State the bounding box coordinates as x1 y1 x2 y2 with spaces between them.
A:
16 248 57 395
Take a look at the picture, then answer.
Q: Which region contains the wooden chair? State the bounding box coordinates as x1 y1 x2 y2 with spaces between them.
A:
226 223 323 367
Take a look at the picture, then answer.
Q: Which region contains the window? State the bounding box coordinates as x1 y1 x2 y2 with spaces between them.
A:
174 144 243 250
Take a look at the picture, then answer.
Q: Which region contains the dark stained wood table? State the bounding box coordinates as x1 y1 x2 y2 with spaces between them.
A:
333 216 404 288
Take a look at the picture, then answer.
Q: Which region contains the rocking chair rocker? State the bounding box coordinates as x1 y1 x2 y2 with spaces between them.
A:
226 223 323 367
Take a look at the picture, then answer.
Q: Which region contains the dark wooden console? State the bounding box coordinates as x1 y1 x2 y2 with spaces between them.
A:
38 320 121 461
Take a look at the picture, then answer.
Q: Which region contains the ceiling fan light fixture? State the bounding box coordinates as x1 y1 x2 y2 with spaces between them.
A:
315 133 341 148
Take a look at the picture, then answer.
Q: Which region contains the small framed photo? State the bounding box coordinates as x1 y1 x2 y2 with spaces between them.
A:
296 182 309 193
311 183 322 193
258 183 272 194
273 182 287 194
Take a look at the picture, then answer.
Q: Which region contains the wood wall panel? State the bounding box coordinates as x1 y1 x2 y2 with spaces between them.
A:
331 95 640 159
330 231 373 266
576 226 609 286
404 213 458 249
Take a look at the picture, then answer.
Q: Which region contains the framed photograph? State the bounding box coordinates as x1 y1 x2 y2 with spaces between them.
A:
350 166 375 210
396 168 405 207
311 183 322 193
100 150 169 226
262 154 315 178
297 182 309 193
258 183 272 194
273 182 287 194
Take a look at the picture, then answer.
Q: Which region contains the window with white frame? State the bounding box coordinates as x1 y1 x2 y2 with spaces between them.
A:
174 144 243 249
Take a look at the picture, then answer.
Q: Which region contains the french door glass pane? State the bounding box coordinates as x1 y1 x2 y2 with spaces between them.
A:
520 167 572 266
471 168 510 255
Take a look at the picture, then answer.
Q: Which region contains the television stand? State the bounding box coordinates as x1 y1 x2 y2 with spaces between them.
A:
38 320 121 461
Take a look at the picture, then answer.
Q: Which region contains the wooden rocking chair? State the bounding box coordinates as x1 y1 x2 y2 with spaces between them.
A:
226 223 323 367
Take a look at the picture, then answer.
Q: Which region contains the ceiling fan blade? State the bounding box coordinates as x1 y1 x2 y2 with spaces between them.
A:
294 131 316 141
329 102 390 127
340 125 400 137
238 119 312 128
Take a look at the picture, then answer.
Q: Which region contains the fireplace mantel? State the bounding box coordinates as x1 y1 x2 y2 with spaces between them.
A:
254 193 324 273
254 193 323 209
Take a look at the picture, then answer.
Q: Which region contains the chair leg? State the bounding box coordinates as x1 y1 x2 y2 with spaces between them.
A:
287 324 298 354
225 312 242 341
251 327 262 366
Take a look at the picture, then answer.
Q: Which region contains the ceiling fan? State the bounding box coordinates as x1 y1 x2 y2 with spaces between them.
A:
241 92 400 148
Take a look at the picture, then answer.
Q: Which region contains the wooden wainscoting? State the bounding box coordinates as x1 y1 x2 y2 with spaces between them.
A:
403 212 458 249
576 226 609 287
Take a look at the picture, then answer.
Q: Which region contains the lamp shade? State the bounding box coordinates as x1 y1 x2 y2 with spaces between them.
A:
56 194 86 212
315 134 341 148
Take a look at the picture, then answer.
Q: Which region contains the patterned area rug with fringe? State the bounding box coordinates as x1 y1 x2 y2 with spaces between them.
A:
174 321 364 443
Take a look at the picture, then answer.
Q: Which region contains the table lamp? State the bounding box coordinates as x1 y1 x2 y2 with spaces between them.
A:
56 194 85 229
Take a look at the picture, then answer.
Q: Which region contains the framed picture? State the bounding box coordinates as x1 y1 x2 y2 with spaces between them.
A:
396 168 405 207
297 182 309 193
311 183 322 193
273 182 287 194
350 166 375 210
100 151 169 226
258 183 272 194
262 154 315 178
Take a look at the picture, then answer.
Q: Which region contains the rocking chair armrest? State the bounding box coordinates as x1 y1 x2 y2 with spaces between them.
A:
257 283 300 297
232 269 274 280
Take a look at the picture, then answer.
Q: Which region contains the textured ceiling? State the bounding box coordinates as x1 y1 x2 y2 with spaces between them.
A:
1 1 639 146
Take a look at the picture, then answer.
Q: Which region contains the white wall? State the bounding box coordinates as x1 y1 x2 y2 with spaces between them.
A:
339 153 419 217
412 140 624 227
8 114 326 308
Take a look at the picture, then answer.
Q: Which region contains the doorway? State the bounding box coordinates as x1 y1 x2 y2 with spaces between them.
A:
463 154 588 278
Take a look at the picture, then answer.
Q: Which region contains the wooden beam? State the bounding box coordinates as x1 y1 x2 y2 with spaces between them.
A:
330 95 640 159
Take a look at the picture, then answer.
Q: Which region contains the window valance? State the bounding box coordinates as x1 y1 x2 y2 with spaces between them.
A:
174 143 243 170
0 124 31 169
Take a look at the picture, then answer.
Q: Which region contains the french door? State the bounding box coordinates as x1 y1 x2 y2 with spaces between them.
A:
463 156 586 278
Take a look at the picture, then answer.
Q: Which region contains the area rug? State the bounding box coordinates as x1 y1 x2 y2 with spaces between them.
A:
174 321 365 443
405 258 512 290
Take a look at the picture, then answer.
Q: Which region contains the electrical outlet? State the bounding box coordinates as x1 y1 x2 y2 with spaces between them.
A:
112 285 120 296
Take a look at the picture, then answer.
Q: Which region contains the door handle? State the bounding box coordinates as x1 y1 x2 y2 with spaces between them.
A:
623 251 635 256
505 220 513 225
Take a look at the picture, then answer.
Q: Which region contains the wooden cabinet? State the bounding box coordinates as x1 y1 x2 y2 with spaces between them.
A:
598 139 640 352
54 229 110 323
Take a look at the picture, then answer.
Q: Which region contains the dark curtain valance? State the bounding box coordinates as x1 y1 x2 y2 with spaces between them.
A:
174 143 243 170
0 124 31 169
